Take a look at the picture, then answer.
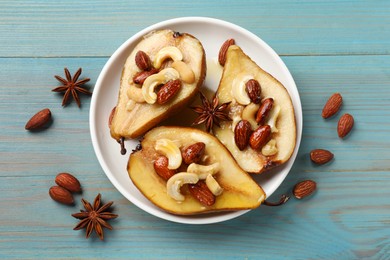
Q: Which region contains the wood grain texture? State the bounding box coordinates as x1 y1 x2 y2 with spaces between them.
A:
1 0 390 259
0 0 389 57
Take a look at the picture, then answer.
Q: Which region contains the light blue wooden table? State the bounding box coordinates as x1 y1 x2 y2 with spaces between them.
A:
1 1 389 259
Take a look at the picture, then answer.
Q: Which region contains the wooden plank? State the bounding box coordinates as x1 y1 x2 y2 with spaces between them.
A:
0 0 389 57
0 54 389 258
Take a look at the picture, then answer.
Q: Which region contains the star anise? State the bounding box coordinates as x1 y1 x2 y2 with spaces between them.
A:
191 92 231 133
72 194 118 240
52 67 92 107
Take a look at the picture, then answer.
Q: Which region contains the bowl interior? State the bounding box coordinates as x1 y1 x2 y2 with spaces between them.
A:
90 17 302 224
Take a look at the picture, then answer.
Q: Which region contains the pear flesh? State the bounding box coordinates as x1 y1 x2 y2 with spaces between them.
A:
110 29 206 140
214 45 297 173
128 126 265 215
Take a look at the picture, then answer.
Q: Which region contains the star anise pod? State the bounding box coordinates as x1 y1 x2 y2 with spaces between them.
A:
52 67 92 107
72 193 118 240
191 92 231 133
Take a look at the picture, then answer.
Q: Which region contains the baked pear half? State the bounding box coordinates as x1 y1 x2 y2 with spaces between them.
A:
214 45 296 173
128 126 265 215
110 29 206 140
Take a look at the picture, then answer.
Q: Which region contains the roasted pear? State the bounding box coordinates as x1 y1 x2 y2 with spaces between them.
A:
110 29 206 140
214 45 296 173
128 126 265 215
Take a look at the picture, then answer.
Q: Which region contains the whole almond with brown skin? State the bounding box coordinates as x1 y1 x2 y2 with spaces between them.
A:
157 79 182 104
135 50 151 71
256 98 274 125
310 149 334 165
49 186 74 205
182 142 206 164
153 156 176 181
55 172 81 193
293 180 316 199
249 125 271 150
322 93 342 119
218 38 235 66
245 79 262 104
132 68 159 85
338 113 354 138
25 108 51 130
234 120 252 150
188 181 215 206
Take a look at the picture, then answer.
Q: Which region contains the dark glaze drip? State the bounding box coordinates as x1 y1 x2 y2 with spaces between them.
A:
117 137 127 155
173 31 182 38
131 143 142 154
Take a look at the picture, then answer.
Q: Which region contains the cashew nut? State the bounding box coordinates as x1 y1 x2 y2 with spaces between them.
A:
205 174 224 196
231 73 253 105
142 68 180 104
229 104 244 130
171 60 195 84
265 105 280 133
153 46 183 69
242 103 260 129
155 138 182 170
126 99 137 111
261 139 278 156
166 172 199 201
127 86 146 103
187 162 220 180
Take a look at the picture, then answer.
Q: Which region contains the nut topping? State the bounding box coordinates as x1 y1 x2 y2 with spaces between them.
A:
249 125 271 150
132 68 159 85
337 113 354 138
135 50 151 71
218 39 235 66
156 79 182 104
322 93 343 119
293 180 317 199
310 149 334 165
256 98 274 125
245 79 261 104
234 120 252 151
188 181 215 206
153 156 176 181
182 142 206 164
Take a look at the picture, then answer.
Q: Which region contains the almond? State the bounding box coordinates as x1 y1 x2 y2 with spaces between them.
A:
293 180 316 199
249 125 271 150
49 186 74 205
234 120 252 150
153 156 176 181
188 181 215 206
245 79 261 104
218 38 235 66
338 113 354 138
310 149 334 165
132 68 159 85
182 142 206 164
322 93 342 119
135 50 151 71
55 172 81 193
256 98 274 125
156 79 182 104
108 106 116 127
25 108 51 130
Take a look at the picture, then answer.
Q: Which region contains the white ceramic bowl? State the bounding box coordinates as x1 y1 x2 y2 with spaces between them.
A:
90 17 302 224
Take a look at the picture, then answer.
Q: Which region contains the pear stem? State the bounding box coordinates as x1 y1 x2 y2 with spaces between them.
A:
263 194 290 206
